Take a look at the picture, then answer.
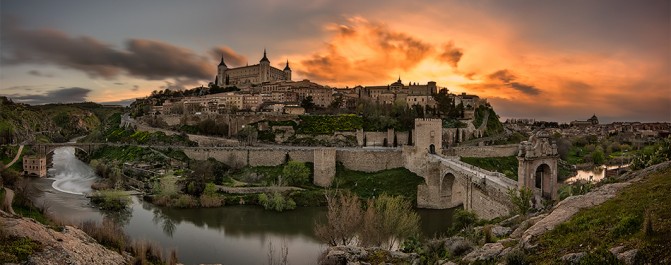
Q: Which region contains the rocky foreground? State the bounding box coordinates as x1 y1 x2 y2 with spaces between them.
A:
0 210 131 265
321 161 671 264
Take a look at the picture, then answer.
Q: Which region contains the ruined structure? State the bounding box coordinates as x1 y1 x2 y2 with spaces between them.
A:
517 131 559 200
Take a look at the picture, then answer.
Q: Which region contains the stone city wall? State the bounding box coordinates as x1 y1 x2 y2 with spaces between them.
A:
181 146 403 174
336 149 404 172
363 132 387 147
181 147 314 169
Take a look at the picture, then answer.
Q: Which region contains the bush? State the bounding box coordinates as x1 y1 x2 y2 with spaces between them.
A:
199 195 224 207
175 194 198 208
314 191 363 246
508 187 533 215
451 209 477 231
282 161 310 185
89 190 131 211
258 192 296 212
361 194 420 249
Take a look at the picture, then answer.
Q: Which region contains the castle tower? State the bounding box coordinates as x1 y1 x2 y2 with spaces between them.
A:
283 60 292 81
217 55 227 86
259 49 270 83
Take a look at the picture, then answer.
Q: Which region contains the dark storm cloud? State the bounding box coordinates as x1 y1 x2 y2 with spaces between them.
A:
2 19 215 80
438 42 463 68
3 87 91 104
488 69 516 83
160 78 200 91
209 46 247 67
486 69 541 96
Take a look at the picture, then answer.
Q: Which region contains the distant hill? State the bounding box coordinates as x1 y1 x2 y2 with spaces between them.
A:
0 97 123 144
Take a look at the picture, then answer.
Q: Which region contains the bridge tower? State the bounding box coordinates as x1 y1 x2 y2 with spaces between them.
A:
517 130 559 201
413 118 442 154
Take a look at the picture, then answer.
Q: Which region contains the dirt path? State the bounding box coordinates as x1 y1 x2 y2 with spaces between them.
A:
3 145 24 169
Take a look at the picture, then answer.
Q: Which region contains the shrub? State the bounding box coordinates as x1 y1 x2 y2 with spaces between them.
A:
361 194 420 249
451 209 477 231
505 249 530 265
314 191 363 246
282 161 310 185
508 187 533 215
199 195 224 207
174 194 198 208
258 192 296 212
89 190 131 211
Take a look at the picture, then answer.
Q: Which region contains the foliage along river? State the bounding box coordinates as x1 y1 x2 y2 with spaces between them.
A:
28 147 454 265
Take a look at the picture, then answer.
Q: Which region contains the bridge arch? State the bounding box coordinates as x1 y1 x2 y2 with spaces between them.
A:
44 146 90 156
534 163 552 199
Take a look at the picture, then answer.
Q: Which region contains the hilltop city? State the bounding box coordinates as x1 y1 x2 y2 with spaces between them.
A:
1 49 670 265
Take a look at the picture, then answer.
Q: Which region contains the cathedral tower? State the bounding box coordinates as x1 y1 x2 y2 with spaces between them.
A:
259 49 270 83
283 60 292 81
217 55 227 86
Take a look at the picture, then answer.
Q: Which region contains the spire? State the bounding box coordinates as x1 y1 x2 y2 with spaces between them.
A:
260 48 270 63
218 54 227 67
284 59 291 71
398 75 402 83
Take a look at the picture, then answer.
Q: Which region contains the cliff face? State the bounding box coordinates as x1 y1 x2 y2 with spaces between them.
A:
0 210 131 265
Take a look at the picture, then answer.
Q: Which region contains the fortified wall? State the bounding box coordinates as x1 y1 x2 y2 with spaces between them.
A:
180 147 404 187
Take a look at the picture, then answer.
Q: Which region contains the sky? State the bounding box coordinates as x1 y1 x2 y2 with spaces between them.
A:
1 0 669 123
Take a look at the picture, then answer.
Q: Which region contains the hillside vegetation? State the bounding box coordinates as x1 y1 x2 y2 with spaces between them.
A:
0 97 122 144
531 164 671 263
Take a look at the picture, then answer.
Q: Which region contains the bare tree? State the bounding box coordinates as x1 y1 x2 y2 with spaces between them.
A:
314 190 363 246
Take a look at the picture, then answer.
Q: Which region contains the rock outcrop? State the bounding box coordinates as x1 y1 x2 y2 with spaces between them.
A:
0 210 131 265
320 246 419 265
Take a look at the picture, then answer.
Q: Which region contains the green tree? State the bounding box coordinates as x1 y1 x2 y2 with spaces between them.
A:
592 146 606 165
301 96 315 111
282 161 310 185
508 187 533 215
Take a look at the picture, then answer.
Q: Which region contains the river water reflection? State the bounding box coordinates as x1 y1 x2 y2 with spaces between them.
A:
30 147 455 265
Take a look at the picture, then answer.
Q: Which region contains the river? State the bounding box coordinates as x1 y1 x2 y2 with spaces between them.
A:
564 164 630 183
29 147 455 265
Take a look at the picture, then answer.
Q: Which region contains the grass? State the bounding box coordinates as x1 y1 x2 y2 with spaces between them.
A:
334 164 425 204
531 165 671 263
0 235 42 263
460 156 518 181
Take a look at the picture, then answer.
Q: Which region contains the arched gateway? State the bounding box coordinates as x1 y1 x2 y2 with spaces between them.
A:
517 131 559 201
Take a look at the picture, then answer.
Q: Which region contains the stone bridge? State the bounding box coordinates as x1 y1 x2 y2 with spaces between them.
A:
404 118 558 219
32 142 105 156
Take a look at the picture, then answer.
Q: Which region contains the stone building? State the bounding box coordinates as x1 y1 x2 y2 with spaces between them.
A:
23 155 47 177
570 114 599 126
216 49 291 86
356 78 437 109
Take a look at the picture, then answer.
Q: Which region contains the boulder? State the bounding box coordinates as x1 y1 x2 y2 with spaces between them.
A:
561 252 586 264
490 225 512 238
462 242 504 262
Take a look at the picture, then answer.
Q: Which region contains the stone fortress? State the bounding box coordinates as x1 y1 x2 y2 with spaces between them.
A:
215 49 291 86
